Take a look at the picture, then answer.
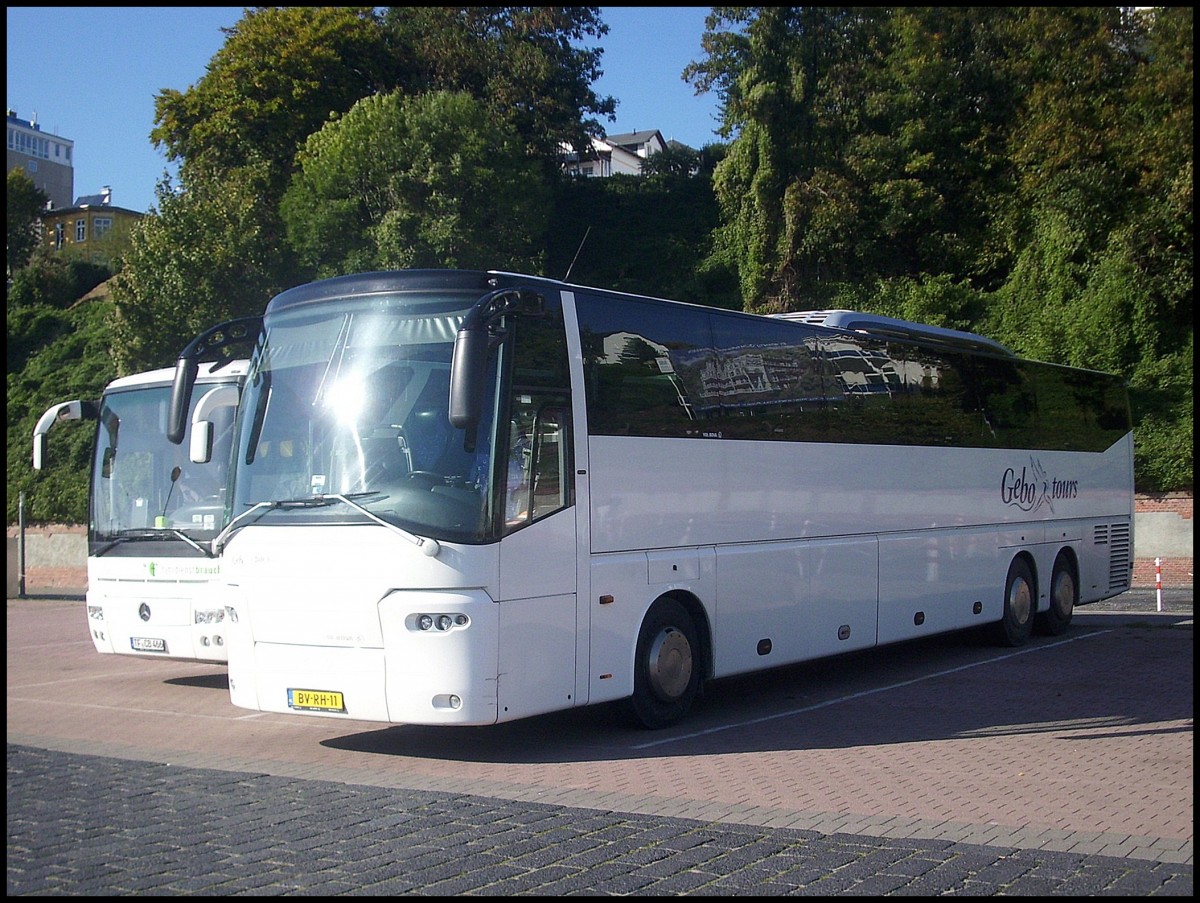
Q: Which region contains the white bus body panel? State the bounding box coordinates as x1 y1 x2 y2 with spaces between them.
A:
716 536 880 673
586 436 1133 553
85 556 228 661
224 515 580 725
584 432 1133 697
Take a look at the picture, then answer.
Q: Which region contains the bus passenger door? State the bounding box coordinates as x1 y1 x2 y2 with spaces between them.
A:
496 401 579 721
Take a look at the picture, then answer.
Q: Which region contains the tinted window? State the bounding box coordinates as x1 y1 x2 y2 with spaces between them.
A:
710 313 829 441
578 294 714 437
576 291 1129 453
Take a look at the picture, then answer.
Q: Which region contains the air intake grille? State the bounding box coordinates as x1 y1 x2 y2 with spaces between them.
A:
1094 522 1132 592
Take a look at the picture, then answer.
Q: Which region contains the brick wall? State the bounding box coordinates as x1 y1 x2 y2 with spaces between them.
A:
1131 492 1193 588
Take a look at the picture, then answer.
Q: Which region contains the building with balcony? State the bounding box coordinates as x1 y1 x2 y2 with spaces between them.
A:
7 109 74 209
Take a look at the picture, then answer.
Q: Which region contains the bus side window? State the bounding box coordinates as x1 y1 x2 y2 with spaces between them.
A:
504 419 533 526
502 401 571 531
530 407 569 519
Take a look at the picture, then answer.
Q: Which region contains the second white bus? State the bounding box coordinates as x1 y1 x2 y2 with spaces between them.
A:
171 271 1133 727
35 361 248 662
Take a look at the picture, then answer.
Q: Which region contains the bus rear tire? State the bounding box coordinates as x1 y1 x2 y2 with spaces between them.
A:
1036 554 1076 636
629 598 700 730
992 557 1035 647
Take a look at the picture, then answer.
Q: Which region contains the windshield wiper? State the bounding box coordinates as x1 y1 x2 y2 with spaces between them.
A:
93 528 211 558
212 491 440 558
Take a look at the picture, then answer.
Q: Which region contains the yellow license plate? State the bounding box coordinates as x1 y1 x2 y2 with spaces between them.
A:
287 688 346 713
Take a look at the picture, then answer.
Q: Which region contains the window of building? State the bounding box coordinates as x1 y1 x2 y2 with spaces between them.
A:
93 217 113 239
54 223 65 250
9 130 51 158
75 219 87 242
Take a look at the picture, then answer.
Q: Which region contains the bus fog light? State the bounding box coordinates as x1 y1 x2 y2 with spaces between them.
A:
213 635 224 646
455 614 468 626
200 636 210 647
436 615 454 631
418 614 434 631
432 693 463 710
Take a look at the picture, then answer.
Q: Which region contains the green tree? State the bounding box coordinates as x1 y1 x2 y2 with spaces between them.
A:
692 8 897 310
151 7 395 207
546 172 738 308
282 90 551 276
108 170 286 373
688 6 1190 490
380 7 616 169
692 7 1024 312
7 169 47 277
639 142 702 177
7 290 115 524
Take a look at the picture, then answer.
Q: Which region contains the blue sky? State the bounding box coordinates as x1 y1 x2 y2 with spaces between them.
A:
7 7 722 214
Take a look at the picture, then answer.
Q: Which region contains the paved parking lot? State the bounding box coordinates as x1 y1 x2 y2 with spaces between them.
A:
7 589 1193 895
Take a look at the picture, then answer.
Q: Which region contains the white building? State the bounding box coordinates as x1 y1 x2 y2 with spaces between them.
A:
7 109 74 209
561 129 668 178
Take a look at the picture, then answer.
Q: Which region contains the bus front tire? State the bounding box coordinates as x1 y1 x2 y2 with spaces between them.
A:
629 598 700 730
1036 554 1076 636
992 557 1036 647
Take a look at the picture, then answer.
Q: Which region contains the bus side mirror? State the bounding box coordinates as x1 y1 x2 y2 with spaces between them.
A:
32 434 48 471
190 422 213 465
32 399 96 470
189 384 240 464
168 358 199 445
449 324 488 433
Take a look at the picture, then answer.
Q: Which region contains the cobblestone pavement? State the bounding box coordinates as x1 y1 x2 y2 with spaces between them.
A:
6 745 1192 896
7 588 1192 896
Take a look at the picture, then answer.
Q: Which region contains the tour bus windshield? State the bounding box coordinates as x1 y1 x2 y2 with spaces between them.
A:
230 290 497 543
92 384 236 544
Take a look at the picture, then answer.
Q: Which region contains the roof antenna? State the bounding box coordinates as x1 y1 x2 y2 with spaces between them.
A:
563 226 591 282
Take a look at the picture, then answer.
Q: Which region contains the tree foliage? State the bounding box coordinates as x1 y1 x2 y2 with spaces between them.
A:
108 169 289 373
7 169 47 277
7 294 116 524
151 7 396 206
690 6 1192 490
282 91 550 276
545 173 737 308
380 7 616 168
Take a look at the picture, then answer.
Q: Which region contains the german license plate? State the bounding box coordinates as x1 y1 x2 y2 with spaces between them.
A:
130 636 167 653
288 688 346 713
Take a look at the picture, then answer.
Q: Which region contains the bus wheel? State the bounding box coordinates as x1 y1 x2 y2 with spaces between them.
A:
629 598 700 730
1036 554 1076 636
992 557 1035 647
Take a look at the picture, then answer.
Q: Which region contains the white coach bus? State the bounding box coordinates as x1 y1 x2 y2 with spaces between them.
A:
34 360 248 662
169 271 1133 728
